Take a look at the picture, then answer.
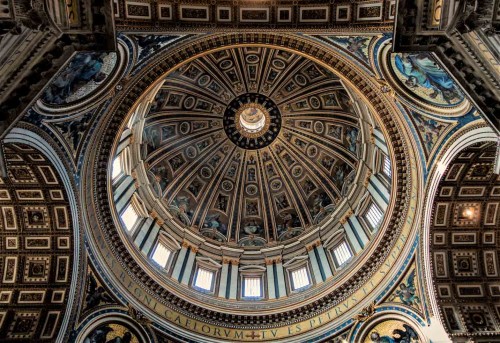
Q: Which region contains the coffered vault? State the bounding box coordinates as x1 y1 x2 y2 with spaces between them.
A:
0 1 499 342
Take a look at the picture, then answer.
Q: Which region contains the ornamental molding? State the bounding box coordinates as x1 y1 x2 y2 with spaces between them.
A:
80 32 420 341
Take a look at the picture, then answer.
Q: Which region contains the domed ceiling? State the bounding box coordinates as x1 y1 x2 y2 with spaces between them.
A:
142 46 363 246
84 33 418 342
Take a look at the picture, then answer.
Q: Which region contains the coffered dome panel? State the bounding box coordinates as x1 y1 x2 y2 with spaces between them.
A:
141 46 364 247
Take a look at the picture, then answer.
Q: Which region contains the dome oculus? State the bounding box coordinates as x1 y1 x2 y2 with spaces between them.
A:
224 93 281 149
237 104 267 134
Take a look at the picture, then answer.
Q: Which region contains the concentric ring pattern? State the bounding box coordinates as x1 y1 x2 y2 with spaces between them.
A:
142 46 363 246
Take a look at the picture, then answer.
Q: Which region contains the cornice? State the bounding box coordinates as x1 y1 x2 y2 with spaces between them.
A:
79 32 419 341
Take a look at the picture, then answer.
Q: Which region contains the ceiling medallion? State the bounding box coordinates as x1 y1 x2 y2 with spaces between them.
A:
223 93 281 150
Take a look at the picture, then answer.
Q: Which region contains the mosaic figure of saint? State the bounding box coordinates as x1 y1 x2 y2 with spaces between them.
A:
394 53 462 104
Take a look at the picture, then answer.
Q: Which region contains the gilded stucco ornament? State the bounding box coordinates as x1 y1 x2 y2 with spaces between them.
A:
81 33 422 342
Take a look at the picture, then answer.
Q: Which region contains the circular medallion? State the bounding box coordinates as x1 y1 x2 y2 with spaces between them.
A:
292 165 303 178
222 180 234 192
219 60 233 69
314 121 324 134
184 96 195 109
223 93 281 150
310 96 321 109
271 180 282 191
295 74 307 86
246 54 260 64
179 122 190 134
307 145 318 158
200 167 212 179
272 59 286 69
246 184 258 195
198 74 210 86
185 146 197 158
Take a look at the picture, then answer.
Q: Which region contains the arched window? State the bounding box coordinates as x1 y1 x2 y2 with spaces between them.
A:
383 154 392 178
291 267 310 290
121 203 139 232
364 202 383 231
112 155 123 180
151 242 172 268
194 267 215 292
332 240 352 268
243 277 262 298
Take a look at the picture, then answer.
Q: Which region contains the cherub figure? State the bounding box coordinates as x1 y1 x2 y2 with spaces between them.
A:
390 269 420 306
85 272 113 309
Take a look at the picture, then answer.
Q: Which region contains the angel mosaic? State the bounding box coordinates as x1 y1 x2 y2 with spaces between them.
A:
242 221 263 236
332 163 352 191
53 112 92 152
276 212 301 236
310 192 332 217
389 269 420 307
137 35 180 62
85 272 113 309
143 126 161 153
412 112 448 153
330 36 370 63
150 163 169 191
203 213 228 235
171 195 194 224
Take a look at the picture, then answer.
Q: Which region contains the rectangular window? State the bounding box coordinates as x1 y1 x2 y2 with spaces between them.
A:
333 241 352 267
243 277 261 297
291 267 310 290
194 268 214 291
366 202 383 230
112 155 122 180
383 155 391 178
152 242 171 268
121 203 139 231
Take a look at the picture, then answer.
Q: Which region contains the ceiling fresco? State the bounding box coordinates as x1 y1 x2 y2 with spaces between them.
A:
142 46 365 246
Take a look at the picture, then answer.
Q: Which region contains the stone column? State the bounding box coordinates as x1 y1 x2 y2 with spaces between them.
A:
315 244 333 280
171 241 188 282
265 258 276 299
307 241 323 283
228 259 239 299
275 259 286 298
218 259 230 298
181 245 198 285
